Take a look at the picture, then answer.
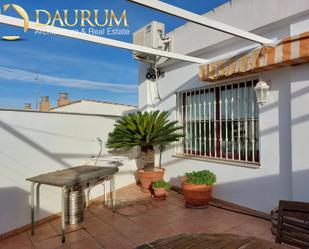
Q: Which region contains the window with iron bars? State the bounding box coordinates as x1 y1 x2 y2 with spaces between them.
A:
176 79 260 164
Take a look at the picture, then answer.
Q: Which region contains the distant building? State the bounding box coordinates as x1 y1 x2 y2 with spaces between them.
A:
29 92 137 116
50 99 137 116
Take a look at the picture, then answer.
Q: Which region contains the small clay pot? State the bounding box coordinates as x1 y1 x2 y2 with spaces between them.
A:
137 168 165 192
153 187 167 198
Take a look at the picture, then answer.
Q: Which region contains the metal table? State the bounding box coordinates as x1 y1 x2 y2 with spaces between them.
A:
26 165 119 242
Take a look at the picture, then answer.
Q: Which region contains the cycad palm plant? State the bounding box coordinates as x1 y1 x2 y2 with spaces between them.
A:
106 110 182 172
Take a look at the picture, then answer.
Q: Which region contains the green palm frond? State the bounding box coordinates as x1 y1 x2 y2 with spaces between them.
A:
106 110 183 150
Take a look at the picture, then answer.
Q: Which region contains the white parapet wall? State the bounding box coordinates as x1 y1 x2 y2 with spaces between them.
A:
0 109 137 235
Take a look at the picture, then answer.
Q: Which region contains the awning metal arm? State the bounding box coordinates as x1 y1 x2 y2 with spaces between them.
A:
0 15 208 64
128 0 274 45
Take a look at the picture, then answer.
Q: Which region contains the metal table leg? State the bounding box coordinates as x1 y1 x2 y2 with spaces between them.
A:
110 175 116 212
30 182 36 235
103 182 107 206
61 187 66 243
36 183 41 217
85 187 91 209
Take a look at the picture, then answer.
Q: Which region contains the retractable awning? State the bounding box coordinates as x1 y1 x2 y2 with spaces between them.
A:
199 32 309 82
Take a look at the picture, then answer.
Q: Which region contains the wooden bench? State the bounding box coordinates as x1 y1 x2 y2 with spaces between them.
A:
276 200 309 248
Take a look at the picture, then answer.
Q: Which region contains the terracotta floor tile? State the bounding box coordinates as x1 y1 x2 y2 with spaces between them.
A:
234 218 272 236
198 219 236 233
33 235 64 249
126 231 157 245
116 222 145 237
28 223 58 242
1 188 278 249
84 222 113 237
0 232 32 249
115 206 140 216
79 216 104 229
84 210 95 218
89 206 111 216
222 227 253 237
150 212 181 226
15 246 34 249
216 212 253 227
64 229 90 244
49 219 81 234
256 230 276 242
97 212 126 224
64 237 102 249
95 230 136 248
107 217 136 230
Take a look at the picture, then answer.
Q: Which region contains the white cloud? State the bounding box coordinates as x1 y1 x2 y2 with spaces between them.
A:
0 66 137 93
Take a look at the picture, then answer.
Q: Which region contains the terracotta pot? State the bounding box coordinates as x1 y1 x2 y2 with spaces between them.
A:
181 179 213 208
137 168 165 192
153 187 166 198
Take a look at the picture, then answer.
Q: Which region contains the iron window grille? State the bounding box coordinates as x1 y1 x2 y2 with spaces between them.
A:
176 79 260 164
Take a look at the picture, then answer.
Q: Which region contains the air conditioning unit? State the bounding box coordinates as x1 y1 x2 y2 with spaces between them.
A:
133 21 168 63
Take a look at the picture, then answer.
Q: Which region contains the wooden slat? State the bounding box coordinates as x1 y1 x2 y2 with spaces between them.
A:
283 216 309 230
156 236 199 249
276 200 309 248
283 210 309 221
136 233 286 249
280 236 309 249
221 238 252 249
281 229 309 243
206 239 234 249
187 238 222 249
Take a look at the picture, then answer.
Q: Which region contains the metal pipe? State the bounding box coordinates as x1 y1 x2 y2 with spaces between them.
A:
128 0 273 44
0 15 208 64
61 187 66 243
30 182 35 235
111 175 116 212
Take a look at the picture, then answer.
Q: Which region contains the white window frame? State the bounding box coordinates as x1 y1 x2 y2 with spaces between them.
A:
175 77 260 167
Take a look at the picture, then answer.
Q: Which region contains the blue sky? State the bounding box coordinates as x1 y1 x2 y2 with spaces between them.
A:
0 0 229 109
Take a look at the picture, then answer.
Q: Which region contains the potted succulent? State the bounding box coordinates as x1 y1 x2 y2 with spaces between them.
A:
152 180 171 199
182 170 216 208
106 110 182 192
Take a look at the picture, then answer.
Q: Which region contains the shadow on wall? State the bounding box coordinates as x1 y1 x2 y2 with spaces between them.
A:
0 187 50 235
292 169 309 202
162 153 291 212
167 169 309 212
0 120 71 168
139 74 199 112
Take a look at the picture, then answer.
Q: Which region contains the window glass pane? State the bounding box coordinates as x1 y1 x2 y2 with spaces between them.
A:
179 79 259 164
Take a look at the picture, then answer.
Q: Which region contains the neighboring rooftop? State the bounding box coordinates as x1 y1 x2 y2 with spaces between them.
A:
50 99 137 110
22 93 137 116
50 99 137 116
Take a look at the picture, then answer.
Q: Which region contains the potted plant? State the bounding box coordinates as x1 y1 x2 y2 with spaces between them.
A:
106 110 182 192
152 180 171 199
182 170 216 208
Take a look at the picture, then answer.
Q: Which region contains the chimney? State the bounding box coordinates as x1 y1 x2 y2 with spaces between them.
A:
24 103 32 110
57 93 70 107
39 96 51 111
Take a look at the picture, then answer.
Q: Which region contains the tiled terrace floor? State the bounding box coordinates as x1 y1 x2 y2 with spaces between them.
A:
0 184 276 249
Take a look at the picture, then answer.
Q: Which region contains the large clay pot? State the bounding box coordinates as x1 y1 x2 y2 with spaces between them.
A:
182 179 213 208
137 168 165 192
